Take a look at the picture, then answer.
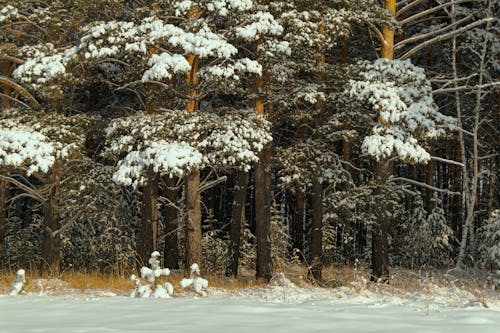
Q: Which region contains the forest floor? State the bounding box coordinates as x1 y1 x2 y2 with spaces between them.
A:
0 265 498 332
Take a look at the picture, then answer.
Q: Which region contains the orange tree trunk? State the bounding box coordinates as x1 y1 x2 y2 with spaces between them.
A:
253 38 273 280
184 47 202 269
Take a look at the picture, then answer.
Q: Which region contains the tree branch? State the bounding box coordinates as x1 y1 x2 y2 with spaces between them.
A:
432 81 500 94
430 156 465 167
395 15 472 50
399 0 480 25
199 176 227 193
389 177 462 196
399 17 493 60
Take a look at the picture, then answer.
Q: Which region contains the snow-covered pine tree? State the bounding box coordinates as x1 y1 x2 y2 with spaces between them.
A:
0 110 92 271
477 210 500 271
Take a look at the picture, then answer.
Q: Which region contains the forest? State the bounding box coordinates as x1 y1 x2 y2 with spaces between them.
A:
0 0 498 285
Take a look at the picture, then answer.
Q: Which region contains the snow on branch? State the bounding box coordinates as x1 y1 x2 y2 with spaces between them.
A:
104 110 272 188
348 58 456 164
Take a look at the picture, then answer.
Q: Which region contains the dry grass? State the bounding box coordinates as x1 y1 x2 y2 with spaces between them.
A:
0 268 268 294
0 264 493 296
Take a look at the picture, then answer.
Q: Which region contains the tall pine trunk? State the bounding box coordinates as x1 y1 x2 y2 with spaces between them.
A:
227 170 249 277
41 165 61 273
310 175 323 281
371 159 391 281
255 148 273 280
371 0 396 282
291 189 305 254
163 177 179 269
185 169 201 268
138 169 158 266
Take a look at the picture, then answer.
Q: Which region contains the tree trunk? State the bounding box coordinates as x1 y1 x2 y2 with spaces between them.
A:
371 159 391 282
369 0 396 282
185 170 202 269
291 188 305 254
163 177 179 269
41 165 61 273
0 172 6 262
255 147 273 280
227 170 248 277
138 170 159 266
309 175 323 281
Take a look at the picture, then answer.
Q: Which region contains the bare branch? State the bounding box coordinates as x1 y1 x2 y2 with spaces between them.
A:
399 0 481 25
395 15 472 50
0 75 40 107
399 17 493 60
0 93 32 109
0 174 46 202
433 81 500 94
430 156 464 167
0 55 24 65
199 176 227 193
397 0 426 18
389 177 462 196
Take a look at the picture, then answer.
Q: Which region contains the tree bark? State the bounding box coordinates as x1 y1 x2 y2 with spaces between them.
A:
0 171 6 262
138 169 159 266
371 159 391 282
185 170 202 269
163 177 179 269
370 0 396 282
41 165 61 273
291 188 305 254
227 170 249 277
309 175 323 281
255 147 273 280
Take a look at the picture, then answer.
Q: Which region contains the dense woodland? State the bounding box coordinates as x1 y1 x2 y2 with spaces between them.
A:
0 0 498 283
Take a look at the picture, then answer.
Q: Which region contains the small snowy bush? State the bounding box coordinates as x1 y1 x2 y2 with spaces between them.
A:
130 251 174 299
181 263 208 295
9 269 26 295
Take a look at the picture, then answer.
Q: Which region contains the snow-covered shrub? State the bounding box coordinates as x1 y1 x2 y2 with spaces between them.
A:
181 263 208 295
59 159 138 271
392 194 453 268
239 226 256 271
130 251 174 299
9 269 26 295
201 228 228 274
423 198 454 267
3 214 42 268
477 210 500 271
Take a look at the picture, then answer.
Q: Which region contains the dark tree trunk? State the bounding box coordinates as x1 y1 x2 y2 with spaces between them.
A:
255 146 273 281
371 159 391 282
163 177 179 269
291 189 305 254
138 169 159 266
227 170 249 277
309 175 323 281
185 169 202 269
41 165 61 273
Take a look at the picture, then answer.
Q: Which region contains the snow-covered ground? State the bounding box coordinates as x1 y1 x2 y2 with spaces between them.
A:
0 293 498 333
1 278 499 333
